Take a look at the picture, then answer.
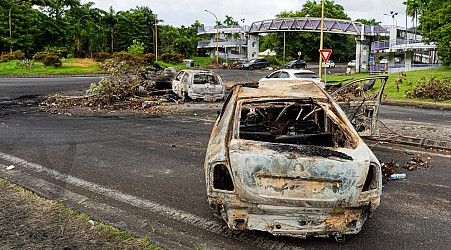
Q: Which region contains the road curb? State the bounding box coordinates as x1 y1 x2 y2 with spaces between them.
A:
0 73 108 78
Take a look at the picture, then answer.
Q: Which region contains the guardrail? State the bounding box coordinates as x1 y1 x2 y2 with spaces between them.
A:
369 63 441 74
197 39 248 48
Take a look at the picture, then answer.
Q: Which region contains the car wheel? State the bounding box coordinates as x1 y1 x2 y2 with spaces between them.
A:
181 91 190 102
249 66 254 70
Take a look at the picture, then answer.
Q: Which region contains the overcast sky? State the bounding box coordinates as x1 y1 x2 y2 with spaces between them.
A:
83 0 412 28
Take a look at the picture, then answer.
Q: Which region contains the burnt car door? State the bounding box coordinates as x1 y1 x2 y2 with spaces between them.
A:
329 76 388 137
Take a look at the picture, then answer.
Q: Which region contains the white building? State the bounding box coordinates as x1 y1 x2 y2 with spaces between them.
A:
197 25 249 61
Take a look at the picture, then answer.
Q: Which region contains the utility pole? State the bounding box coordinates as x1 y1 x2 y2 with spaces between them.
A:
9 2 20 53
205 9 219 65
154 15 158 62
319 0 325 78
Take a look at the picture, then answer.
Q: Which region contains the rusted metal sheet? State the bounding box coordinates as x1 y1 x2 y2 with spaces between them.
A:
205 80 382 242
329 76 389 137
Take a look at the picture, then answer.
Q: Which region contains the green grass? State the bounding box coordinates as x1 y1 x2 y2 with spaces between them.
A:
155 57 216 70
326 67 451 104
0 58 104 75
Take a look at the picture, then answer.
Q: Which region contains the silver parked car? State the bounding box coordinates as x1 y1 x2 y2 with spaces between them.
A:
172 70 224 101
204 79 382 242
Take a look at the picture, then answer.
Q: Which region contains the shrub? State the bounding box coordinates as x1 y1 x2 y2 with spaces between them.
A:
43 55 62 67
44 46 68 58
127 40 145 56
33 52 49 61
159 52 184 64
139 53 156 66
406 77 451 101
0 52 25 62
93 52 112 62
16 59 35 69
113 51 134 61
264 55 283 66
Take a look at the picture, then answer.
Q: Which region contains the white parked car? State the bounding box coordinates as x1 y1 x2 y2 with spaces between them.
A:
380 58 389 64
172 70 225 101
322 60 336 68
347 60 356 68
259 69 325 88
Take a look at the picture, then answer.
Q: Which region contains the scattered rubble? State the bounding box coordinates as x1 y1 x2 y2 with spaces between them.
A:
41 57 178 115
380 154 432 183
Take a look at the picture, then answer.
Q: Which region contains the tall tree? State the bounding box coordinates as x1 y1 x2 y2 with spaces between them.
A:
421 0 450 65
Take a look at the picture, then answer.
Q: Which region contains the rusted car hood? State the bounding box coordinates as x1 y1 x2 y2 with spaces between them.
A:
229 139 373 207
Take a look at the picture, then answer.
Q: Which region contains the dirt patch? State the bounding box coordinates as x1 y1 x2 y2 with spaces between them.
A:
65 59 99 67
0 179 160 249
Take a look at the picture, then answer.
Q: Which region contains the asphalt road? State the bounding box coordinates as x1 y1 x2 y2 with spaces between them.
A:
0 75 450 249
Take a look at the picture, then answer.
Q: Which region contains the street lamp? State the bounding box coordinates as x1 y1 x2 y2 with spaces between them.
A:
154 14 158 62
9 2 20 53
204 9 219 65
76 14 91 57
384 11 398 27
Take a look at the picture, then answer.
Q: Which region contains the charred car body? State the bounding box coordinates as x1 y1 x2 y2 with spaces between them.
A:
172 70 225 101
204 80 382 241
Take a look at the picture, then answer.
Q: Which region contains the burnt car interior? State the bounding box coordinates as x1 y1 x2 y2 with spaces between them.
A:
238 99 352 148
193 73 218 84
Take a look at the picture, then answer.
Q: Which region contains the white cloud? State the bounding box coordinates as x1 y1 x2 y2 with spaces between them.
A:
83 0 413 28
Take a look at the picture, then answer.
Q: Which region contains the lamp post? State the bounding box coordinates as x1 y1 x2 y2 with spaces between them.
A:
384 11 398 27
318 0 325 78
76 14 90 57
205 9 219 65
154 15 158 62
9 2 20 53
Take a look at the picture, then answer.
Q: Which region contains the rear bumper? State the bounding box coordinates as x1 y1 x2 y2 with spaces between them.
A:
209 191 379 238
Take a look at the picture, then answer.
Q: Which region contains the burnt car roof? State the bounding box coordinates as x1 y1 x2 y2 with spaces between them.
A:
236 80 328 100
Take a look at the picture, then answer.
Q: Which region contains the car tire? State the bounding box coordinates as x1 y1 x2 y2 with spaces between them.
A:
181 91 190 102
249 66 254 70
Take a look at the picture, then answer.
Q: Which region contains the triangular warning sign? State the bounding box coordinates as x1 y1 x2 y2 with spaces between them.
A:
319 49 332 62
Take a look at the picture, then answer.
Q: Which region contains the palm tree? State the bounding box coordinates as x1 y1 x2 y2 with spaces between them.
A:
102 6 118 53
403 0 422 40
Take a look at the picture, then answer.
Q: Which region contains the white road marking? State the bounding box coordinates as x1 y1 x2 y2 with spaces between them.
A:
0 151 295 249
0 151 221 232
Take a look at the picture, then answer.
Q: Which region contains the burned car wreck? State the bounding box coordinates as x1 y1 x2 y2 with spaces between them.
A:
204 80 382 242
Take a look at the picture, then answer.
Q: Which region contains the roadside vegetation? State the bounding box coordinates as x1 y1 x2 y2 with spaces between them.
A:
326 67 451 104
0 179 161 249
0 58 103 75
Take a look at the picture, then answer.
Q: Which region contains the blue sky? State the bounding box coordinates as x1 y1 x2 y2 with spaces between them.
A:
83 0 412 28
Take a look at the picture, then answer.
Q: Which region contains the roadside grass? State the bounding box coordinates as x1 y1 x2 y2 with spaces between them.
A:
155 57 216 70
327 67 451 104
0 58 104 75
0 178 162 249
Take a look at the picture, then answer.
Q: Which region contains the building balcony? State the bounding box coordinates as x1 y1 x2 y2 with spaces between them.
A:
197 39 248 48
198 25 249 35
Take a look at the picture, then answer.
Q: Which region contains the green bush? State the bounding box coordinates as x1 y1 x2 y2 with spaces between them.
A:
0 52 25 62
127 40 145 56
93 52 112 62
264 55 283 66
139 53 155 65
159 52 184 64
43 55 62 67
44 46 68 58
33 52 49 61
113 51 135 61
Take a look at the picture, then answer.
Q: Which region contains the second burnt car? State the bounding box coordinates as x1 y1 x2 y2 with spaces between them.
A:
204 80 382 242
172 70 225 101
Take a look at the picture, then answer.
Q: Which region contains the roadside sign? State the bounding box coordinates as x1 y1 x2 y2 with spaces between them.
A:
319 49 332 62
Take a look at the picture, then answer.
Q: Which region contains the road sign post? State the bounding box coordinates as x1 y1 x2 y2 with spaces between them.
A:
319 49 332 85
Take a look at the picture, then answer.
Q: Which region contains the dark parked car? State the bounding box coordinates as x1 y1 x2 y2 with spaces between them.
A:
240 58 270 70
284 59 307 69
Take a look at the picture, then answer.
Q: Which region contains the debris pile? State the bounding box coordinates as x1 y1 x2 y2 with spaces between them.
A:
42 57 177 114
404 155 431 171
381 160 400 183
380 154 432 183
